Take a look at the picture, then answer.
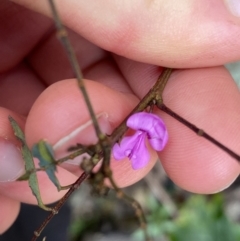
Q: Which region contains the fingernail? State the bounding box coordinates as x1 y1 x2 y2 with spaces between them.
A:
224 0 240 17
0 138 25 182
53 113 112 165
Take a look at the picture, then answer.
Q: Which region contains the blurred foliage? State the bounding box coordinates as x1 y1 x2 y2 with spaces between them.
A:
68 190 138 241
69 189 240 241
226 62 240 87
134 194 240 241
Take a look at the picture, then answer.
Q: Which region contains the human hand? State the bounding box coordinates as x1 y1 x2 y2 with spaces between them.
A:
1 0 240 233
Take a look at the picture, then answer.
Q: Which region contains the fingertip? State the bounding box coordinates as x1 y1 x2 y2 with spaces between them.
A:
13 0 240 67
0 108 27 182
0 195 20 234
158 67 240 193
110 148 158 188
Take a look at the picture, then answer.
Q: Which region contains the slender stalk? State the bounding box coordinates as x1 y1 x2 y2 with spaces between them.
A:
48 0 111 179
107 173 151 241
48 0 103 140
158 103 240 162
31 172 88 241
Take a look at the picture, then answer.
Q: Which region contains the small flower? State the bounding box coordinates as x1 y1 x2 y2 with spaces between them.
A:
112 112 168 170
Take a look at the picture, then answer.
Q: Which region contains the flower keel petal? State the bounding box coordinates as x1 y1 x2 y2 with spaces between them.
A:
130 134 150 170
112 131 143 160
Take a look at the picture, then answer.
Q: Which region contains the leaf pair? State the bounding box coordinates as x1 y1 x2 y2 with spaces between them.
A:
9 116 61 211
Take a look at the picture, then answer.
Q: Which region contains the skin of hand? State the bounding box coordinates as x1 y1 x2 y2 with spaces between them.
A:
1 0 240 233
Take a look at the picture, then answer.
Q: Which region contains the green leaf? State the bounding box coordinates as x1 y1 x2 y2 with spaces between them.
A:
32 140 61 191
17 172 31 181
9 116 51 211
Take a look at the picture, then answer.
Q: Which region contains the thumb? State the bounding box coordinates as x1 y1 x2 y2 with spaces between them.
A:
12 0 240 67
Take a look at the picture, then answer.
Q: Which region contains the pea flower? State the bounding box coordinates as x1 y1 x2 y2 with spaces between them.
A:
112 112 168 170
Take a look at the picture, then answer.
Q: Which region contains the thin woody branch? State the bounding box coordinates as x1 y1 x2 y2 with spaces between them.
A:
48 0 104 142
157 103 240 162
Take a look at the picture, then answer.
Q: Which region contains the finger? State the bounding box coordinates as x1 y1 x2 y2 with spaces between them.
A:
83 57 132 93
0 63 45 116
160 67 240 193
27 28 107 85
12 0 240 67
0 0 52 72
0 167 77 205
25 79 158 187
26 25 132 93
27 28 132 93
116 57 240 193
0 195 20 234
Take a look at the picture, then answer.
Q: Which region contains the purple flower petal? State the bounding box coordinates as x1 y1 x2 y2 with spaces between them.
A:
112 112 168 170
148 132 168 151
127 112 168 151
112 131 142 160
130 133 150 170
112 131 150 170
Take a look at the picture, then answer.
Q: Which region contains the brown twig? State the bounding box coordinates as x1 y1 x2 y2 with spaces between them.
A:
31 172 88 241
157 103 240 162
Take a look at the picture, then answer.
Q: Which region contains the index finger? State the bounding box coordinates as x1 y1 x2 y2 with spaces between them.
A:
12 0 240 67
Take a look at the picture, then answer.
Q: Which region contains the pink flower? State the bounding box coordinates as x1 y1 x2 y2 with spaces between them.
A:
112 112 168 170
